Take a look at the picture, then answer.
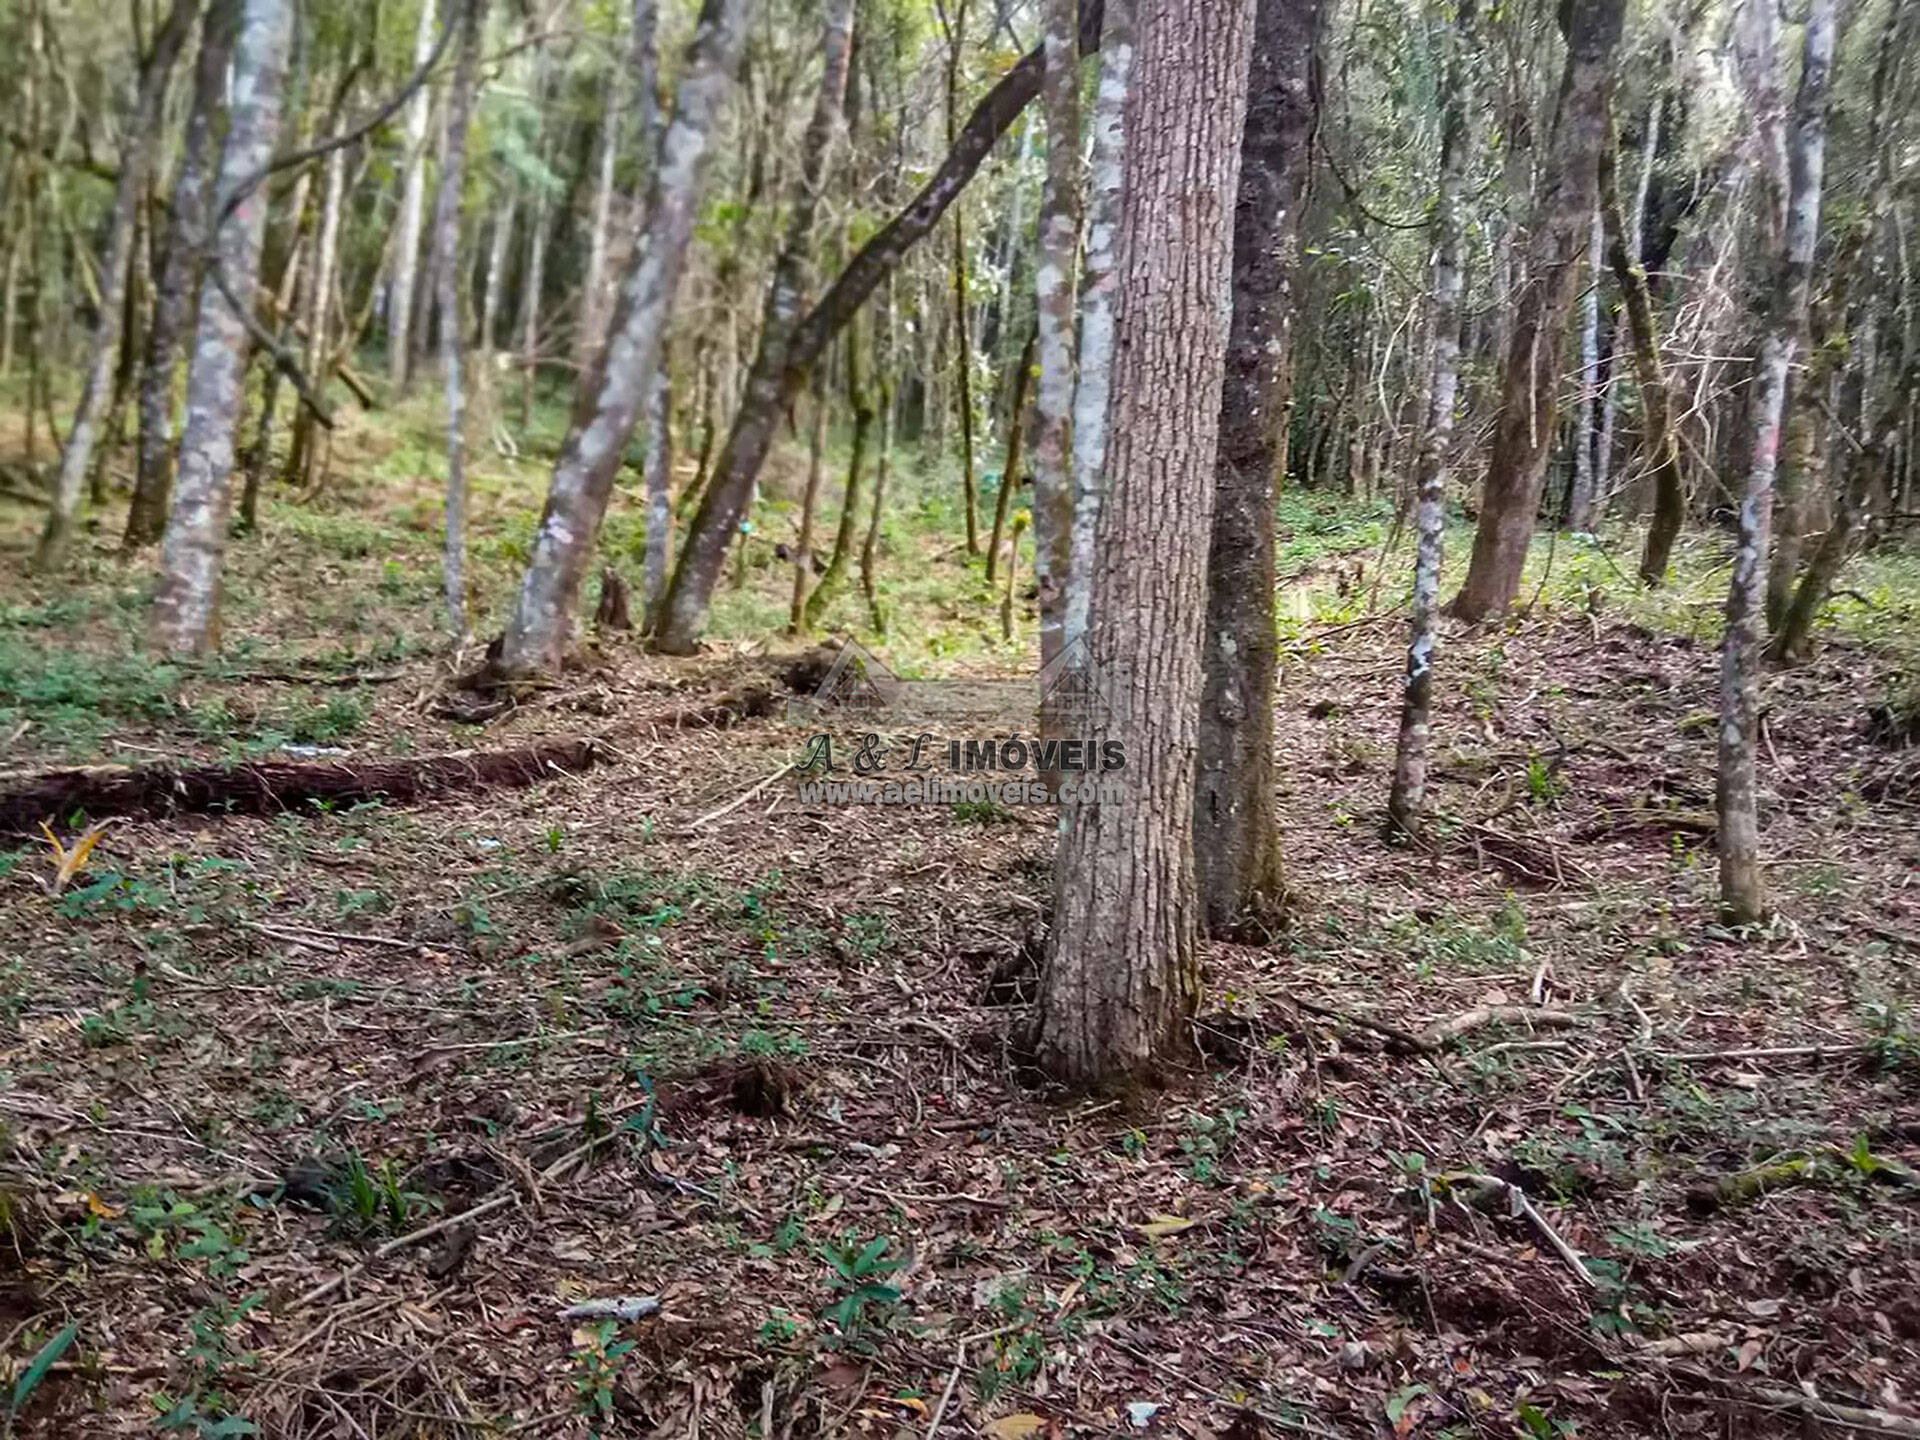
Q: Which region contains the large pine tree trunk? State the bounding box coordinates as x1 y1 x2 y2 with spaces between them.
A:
1193 0 1319 935
488 0 747 682
1030 0 1083 684
128 0 238 550
387 0 439 392
652 3 1107 655
1061 0 1133 659
37 0 196 567
1717 0 1836 924
1036 0 1254 1091
650 0 857 655
1449 0 1625 623
151 0 295 656
436 0 486 638
1386 0 1473 844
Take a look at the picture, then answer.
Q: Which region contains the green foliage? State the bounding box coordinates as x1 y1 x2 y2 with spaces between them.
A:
570 1319 637 1427
819 1235 905 1344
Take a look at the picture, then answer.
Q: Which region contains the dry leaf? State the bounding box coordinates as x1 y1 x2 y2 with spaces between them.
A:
984 1415 1049 1440
1138 1215 1198 1240
40 819 112 895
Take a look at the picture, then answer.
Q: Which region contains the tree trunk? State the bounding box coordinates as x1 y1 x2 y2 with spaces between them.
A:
285 132 349 492
1194 0 1319 933
436 0 486 638
860 279 897 633
804 316 876 629
1037 0 1254 1091
152 0 295 656
985 321 1036 583
641 362 674 624
1386 0 1473 844
36 0 196 567
129 0 235 550
1596 102 1687 586
650 0 857 655
576 71 623 375
519 169 550 428
1565 209 1601 533
388 0 439 392
1717 0 1836 925
787 375 830 635
488 0 747 681
652 1 1107 654
1031 0 1082 683
940 0 981 557
1062 0 1133 658
1449 0 1625 622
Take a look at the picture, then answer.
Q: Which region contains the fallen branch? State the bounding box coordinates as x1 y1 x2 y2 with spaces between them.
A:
1287 992 1431 1055
1419 1006 1583 1051
1653 1043 1871 1063
690 762 794 827
1447 1172 1597 1288
1744 1386 1920 1438
2 739 601 834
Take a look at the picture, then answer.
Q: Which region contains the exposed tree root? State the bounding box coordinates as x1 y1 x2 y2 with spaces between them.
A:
2 739 601 834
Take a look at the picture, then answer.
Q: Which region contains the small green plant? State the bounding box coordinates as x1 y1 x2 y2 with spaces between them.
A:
1523 754 1565 806
820 1235 905 1345
950 797 1012 825
570 1319 637 1430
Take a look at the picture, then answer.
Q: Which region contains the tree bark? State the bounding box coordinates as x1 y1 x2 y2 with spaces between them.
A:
128 0 235 549
804 315 876 629
1386 0 1472 844
285 128 350 492
1717 0 1836 925
1194 0 1319 933
151 0 295 656
1448 0 1625 622
576 71 624 376
436 0 486 638
940 0 981 556
1566 209 1602 533
36 0 196 567
859 278 897 633
651 0 858 654
652 1 1107 655
985 321 1036 583
387 0 439 392
1596 102 1687 586
1031 0 1082 683
1037 0 1254 1091
488 0 747 681
1062 0 1133 658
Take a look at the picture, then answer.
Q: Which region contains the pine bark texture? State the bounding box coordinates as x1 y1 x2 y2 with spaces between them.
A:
1717 0 1836 924
1031 0 1083 682
652 0 856 653
1450 0 1625 623
652 2 1107 654
152 0 295 656
436 0 486 638
490 0 747 681
37 0 195 567
1193 0 1319 934
127 0 237 550
1386 0 1472 842
1037 0 1254 1090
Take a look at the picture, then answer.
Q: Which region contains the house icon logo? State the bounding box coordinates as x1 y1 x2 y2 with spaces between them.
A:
1035 634 1116 731
790 640 900 722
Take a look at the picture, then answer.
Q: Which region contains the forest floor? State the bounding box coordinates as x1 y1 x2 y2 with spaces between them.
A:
1 394 1919 1439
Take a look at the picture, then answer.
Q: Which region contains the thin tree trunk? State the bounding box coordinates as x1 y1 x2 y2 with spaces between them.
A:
489 0 747 681
1061 0 1133 658
152 0 295 656
1596 102 1687 585
36 0 195 566
437 0 486 638
1717 0 1836 924
286 133 349 491
1031 0 1082 686
1386 0 1473 844
651 0 858 652
653 1 1107 654
860 277 897 633
788 374 830 635
1194 0 1319 931
519 181 550 426
804 316 875 629
388 0 439 392
985 321 1036 582
576 73 623 374
1036 0 1253 1091
1566 209 1602 533
640 361 673 623
1449 0 1625 622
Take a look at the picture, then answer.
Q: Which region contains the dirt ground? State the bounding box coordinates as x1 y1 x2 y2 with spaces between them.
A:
2 469 1919 1437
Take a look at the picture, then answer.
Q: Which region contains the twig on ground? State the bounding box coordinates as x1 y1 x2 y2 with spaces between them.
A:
557 1296 660 1322
1419 1006 1583 1051
925 1342 967 1438
1288 992 1430 1055
690 763 795 828
1653 1043 1870 1063
1446 1173 1597 1289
